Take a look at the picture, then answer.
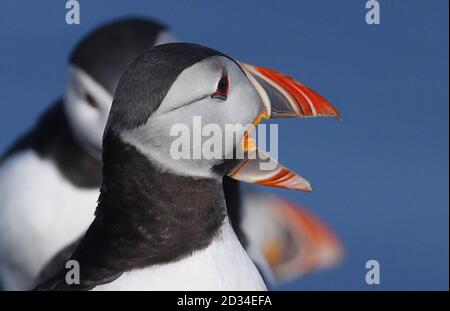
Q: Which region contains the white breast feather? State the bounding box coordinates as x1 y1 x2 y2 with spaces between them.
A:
0 150 98 290
93 220 267 291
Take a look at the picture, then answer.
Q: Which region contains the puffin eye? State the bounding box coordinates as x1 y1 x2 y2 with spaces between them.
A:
84 93 98 108
211 73 229 101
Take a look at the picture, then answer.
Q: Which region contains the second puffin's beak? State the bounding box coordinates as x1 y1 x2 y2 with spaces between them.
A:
240 63 341 119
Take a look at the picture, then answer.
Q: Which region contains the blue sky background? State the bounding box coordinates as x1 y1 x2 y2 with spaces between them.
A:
0 0 448 290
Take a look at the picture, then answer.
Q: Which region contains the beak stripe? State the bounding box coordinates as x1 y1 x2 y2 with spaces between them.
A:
256 67 315 116
255 66 321 117
242 63 303 116
256 169 293 187
240 62 341 119
254 167 312 192
229 148 313 192
290 82 317 117
241 65 272 116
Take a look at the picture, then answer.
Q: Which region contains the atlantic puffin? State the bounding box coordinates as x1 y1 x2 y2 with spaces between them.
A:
0 18 177 290
35 43 340 291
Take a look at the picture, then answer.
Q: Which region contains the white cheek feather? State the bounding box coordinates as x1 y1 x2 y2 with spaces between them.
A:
122 119 220 180
120 56 262 180
0 150 99 290
64 66 113 159
92 219 267 291
154 30 178 46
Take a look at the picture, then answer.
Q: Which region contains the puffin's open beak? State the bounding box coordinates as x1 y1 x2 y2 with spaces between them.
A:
240 63 341 119
229 146 313 192
229 63 340 191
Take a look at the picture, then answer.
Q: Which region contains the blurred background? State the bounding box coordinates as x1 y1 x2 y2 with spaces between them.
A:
0 0 448 290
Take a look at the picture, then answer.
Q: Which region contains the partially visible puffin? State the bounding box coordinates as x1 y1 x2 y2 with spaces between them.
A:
224 179 344 287
35 43 340 290
239 189 344 284
0 18 177 290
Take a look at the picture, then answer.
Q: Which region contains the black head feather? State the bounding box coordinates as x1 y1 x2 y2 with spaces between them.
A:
106 43 231 134
70 18 169 94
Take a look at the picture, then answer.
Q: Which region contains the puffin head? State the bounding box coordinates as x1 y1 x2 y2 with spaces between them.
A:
63 18 177 158
105 43 340 190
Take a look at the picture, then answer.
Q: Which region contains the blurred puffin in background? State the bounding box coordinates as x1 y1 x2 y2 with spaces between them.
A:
0 18 177 290
239 188 343 284
35 43 341 290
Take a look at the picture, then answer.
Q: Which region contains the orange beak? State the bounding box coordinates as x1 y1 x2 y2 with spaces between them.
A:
229 146 313 192
229 63 340 192
241 63 341 119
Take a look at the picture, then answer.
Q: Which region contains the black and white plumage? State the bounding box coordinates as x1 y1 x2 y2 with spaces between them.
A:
35 42 340 291
0 18 176 290
36 43 267 290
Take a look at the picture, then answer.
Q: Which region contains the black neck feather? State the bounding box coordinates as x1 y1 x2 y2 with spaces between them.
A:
37 132 226 290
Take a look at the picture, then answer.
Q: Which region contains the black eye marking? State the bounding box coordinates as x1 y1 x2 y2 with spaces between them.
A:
84 93 98 108
211 72 229 101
